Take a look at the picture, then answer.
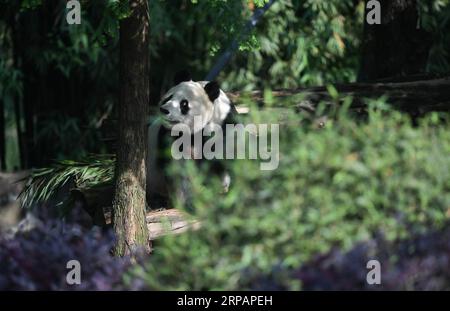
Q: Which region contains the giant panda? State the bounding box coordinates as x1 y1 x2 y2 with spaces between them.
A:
146 71 237 208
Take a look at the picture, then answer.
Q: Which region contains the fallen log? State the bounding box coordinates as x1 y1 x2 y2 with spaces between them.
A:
145 209 201 240
101 206 200 240
226 77 450 116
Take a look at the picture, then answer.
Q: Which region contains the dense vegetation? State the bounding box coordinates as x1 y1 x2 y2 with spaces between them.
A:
134 107 450 290
2 106 450 290
1 0 450 290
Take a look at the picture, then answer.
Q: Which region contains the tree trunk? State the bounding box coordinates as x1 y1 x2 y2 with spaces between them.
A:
113 0 150 256
358 0 432 82
0 99 6 171
11 43 25 170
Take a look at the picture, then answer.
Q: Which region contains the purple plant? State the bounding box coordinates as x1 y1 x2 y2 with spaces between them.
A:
294 228 450 290
0 219 145 290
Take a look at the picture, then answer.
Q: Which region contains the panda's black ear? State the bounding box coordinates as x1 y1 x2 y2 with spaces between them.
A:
173 70 192 85
204 81 221 102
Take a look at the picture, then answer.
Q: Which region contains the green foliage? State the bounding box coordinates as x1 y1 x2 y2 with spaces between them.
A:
149 0 450 90
146 0 367 91
220 0 366 90
143 0 368 102
133 106 450 290
0 0 121 167
107 0 132 20
19 154 114 210
2 0 449 290
20 0 42 11
2 0 450 169
418 0 450 73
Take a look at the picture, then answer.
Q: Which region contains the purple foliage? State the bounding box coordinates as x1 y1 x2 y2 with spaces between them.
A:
294 228 450 290
0 219 144 290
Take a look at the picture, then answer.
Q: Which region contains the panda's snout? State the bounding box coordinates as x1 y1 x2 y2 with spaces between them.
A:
160 107 170 115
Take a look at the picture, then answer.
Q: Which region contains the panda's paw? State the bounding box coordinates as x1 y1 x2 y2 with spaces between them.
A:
221 173 231 194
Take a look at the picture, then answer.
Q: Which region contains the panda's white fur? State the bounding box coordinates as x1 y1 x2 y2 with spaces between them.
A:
146 78 234 205
159 80 232 133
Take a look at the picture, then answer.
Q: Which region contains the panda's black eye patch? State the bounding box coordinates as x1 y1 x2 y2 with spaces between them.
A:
161 95 173 105
180 99 189 115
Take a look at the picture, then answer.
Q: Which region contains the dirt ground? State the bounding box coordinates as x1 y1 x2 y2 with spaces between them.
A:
0 171 28 232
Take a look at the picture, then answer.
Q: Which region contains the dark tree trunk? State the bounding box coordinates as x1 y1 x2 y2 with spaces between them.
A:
0 99 6 171
11 2 91 168
113 0 150 256
9 13 26 170
13 8 42 169
358 0 432 82
13 94 25 170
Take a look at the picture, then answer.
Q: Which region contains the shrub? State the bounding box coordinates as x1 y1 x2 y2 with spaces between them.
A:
0 218 141 290
295 224 450 290
134 106 450 290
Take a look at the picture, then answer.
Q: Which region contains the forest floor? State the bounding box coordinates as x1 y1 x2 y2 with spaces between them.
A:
0 171 28 232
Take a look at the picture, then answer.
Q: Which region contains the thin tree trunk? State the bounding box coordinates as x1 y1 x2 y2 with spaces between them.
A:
8 15 25 170
13 97 25 170
0 99 6 171
12 66 25 170
113 0 150 256
13 11 38 169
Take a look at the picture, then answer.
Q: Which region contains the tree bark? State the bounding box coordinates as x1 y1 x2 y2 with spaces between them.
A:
113 0 150 256
0 99 6 171
358 0 432 82
11 31 25 170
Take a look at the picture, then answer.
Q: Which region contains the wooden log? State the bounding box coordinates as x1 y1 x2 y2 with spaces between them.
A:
226 77 450 116
100 206 200 240
146 209 201 240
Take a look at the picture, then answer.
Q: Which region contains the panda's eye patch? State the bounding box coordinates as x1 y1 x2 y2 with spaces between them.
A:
161 95 173 105
180 99 189 115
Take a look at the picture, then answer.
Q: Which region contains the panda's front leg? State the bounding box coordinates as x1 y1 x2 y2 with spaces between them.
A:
221 172 231 193
177 174 192 207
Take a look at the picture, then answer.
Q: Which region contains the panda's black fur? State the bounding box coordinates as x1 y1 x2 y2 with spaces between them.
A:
146 71 237 208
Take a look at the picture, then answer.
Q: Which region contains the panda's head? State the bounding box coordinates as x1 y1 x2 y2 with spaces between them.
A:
159 72 222 133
